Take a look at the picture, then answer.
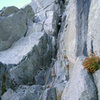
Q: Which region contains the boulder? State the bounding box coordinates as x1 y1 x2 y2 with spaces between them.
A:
93 70 100 100
0 5 35 51
44 11 59 36
0 6 19 16
0 30 54 89
1 86 57 100
1 85 43 100
21 5 34 21
31 0 60 24
61 57 97 100
0 1 56 95
31 0 55 13
0 10 27 51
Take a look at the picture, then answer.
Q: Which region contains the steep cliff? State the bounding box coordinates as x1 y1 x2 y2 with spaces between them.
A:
0 0 100 100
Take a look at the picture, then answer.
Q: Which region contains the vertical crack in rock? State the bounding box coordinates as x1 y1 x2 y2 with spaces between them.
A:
76 0 91 57
0 0 100 100
1 74 7 95
0 0 63 99
90 40 94 55
92 74 99 100
87 0 100 56
0 63 6 96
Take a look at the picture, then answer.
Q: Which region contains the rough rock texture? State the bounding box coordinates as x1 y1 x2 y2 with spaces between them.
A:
60 0 100 62
1 85 43 100
87 0 100 56
0 63 6 96
31 0 60 24
53 19 69 98
61 57 97 100
0 0 60 97
0 5 34 51
0 32 54 89
31 0 55 13
1 86 57 100
43 88 57 100
0 0 100 100
44 11 59 36
21 5 34 21
54 0 100 99
27 22 43 34
93 70 100 100
0 10 27 51
0 5 35 51
0 6 19 16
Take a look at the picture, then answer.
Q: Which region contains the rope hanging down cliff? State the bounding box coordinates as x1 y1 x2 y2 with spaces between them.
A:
39 58 57 100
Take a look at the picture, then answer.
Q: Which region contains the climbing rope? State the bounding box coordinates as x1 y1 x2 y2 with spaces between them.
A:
39 58 57 100
45 59 57 100
45 77 56 100
39 68 51 100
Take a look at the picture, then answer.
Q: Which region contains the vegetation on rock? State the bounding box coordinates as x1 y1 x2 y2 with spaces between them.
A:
83 56 100 73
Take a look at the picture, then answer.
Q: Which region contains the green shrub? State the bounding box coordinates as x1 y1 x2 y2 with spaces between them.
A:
83 56 100 73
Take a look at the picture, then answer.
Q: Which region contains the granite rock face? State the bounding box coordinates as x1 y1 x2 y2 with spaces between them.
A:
31 0 55 13
1 85 43 100
0 63 6 96
9 33 54 88
43 88 57 100
21 5 34 21
0 5 35 51
1 86 57 100
87 0 100 56
61 57 97 100
93 70 100 100
0 10 27 51
58 0 91 63
0 30 54 89
0 6 19 16
31 0 60 24
52 0 100 99
44 11 59 36
0 0 59 97
0 0 100 100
